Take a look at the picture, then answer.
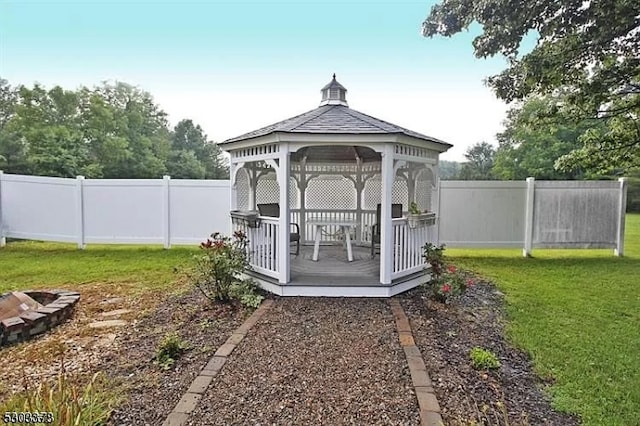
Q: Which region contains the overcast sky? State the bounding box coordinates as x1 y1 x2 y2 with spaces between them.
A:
0 0 525 162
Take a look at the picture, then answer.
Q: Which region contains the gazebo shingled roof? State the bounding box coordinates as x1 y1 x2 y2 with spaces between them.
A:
220 75 452 149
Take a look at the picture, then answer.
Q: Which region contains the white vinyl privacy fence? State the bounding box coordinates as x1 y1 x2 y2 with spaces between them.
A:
0 172 230 248
0 172 627 256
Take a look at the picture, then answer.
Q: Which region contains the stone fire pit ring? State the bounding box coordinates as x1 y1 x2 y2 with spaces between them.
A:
0 290 80 347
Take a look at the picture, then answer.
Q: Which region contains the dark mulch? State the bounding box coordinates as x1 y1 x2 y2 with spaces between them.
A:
400 279 581 425
189 298 420 425
106 289 250 425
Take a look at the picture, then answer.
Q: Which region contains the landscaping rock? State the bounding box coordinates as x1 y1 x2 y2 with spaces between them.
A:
88 320 128 329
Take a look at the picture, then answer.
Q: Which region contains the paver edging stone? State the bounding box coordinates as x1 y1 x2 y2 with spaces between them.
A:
389 299 444 426
161 299 275 426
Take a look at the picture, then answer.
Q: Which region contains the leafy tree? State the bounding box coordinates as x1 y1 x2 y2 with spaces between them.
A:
0 78 26 174
171 119 228 179
458 142 495 180
88 82 170 178
166 150 206 179
493 94 603 180
2 84 96 177
439 160 461 180
422 0 640 175
0 78 227 180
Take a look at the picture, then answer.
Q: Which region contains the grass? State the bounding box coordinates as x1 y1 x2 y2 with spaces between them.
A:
1 217 639 424
0 241 199 294
447 213 640 426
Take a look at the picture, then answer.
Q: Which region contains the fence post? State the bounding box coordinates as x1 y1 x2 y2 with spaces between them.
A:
75 176 85 249
163 175 171 249
0 170 5 248
523 177 535 257
615 177 628 257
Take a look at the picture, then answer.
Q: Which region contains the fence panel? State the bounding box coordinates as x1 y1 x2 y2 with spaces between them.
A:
438 181 527 247
82 179 164 244
169 180 230 244
533 181 620 248
1 174 77 242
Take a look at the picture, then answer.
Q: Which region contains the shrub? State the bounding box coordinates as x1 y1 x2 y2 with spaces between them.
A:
423 243 475 303
190 231 264 308
423 242 446 279
470 347 501 370
154 332 189 370
0 371 120 425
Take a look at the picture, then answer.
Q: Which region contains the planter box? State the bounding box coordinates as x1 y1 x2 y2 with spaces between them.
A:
407 212 436 228
230 210 261 228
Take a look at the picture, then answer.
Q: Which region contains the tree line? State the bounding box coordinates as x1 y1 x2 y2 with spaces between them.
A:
0 78 228 179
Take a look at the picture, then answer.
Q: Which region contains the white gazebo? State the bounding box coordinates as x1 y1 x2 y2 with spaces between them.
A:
220 75 452 297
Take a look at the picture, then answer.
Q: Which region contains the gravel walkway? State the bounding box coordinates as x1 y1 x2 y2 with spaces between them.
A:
188 298 421 425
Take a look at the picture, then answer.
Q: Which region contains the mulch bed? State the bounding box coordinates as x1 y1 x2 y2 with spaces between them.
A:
400 278 581 425
106 289 250 425
189 298 420 425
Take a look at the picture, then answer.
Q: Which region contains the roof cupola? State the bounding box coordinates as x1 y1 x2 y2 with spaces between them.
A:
320 73 348 106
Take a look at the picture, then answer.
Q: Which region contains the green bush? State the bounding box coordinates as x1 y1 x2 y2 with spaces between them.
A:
470 347 501 370
423 243 475 303
190 231 264 308
154 332 189 370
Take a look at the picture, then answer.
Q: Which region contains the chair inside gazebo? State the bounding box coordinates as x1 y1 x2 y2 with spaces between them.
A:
230 145 436 287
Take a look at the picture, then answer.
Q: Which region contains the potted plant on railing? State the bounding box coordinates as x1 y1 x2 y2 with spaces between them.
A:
407 202 436 228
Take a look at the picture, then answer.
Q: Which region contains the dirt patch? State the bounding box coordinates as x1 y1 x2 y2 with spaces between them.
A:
399 278 580 425
0 282 250 425
106 289 250 425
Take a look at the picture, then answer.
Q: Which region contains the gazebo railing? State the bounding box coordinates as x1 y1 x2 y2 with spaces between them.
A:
291 209 377 244
231 216 280 279
391 217 435 279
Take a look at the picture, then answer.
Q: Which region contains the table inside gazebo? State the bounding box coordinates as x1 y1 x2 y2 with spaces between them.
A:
307 218 359 262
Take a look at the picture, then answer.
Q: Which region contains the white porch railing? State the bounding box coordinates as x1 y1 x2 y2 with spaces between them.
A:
231 216 280 279
391 217 435 280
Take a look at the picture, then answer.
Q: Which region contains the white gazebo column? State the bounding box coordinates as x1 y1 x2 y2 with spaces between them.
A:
299 157 308 242
248 163 257 210
229 161 244 211
355 157 364 245
379 144 394 285
277 145 291 284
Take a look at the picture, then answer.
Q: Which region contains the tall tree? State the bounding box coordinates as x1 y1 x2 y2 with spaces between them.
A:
2 84 96 177
438 160 462 180
171 119 228 179
88 82 170 178
422 0 640 175
0 78 22 172
458 142 496 180
493 94 603 180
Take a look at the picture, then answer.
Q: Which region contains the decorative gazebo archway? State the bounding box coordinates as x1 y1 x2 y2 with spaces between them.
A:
221 75 452 297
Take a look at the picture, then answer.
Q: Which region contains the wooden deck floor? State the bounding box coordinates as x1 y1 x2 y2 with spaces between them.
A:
290 245 380 286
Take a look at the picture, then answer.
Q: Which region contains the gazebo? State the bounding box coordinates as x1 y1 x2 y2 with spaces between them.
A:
220 75 452 297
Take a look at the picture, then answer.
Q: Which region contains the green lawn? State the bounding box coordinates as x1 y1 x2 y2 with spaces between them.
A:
2 217 639 424
0 241 199 294
447 213 640 426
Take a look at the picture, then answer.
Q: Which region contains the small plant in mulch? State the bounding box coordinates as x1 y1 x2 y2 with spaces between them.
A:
154 332 189 370
422 243 474 303
190 231 264 309
470 347 501 370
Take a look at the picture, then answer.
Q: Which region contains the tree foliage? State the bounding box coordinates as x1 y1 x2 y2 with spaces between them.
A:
458 142 496 180
423 0 640 175
493 94 604 180
0 78 229 179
